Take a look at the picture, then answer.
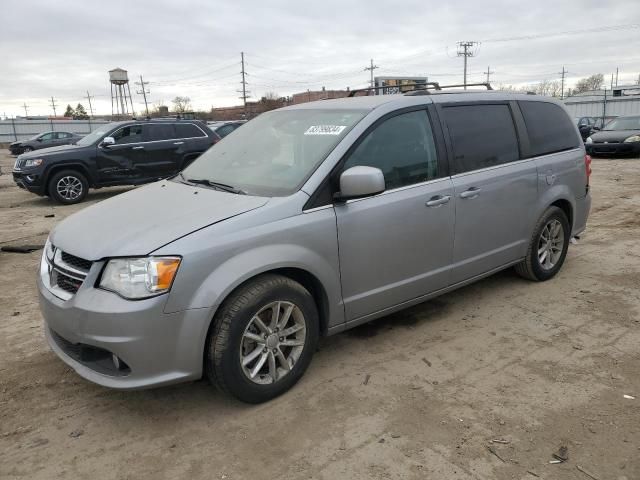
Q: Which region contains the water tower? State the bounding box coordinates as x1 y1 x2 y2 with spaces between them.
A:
109 68 135 118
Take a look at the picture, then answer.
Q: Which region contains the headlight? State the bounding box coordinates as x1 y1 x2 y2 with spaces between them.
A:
623 135 640 143
99 257 181 299
585 137 593 144
23 158 44 168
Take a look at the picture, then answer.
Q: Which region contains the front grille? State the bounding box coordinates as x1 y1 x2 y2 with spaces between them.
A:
47 248 93 297
61 251 92 271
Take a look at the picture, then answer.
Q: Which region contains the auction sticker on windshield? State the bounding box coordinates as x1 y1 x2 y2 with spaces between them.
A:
304 125 347 135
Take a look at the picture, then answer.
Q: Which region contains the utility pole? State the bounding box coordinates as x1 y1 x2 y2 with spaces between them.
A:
135 75 150 116
49 96 58 117
483 65 494 84
610 73 614 90
559 66 568 99
615 67 619 87
364 58 379 89
238 52 250 119
457 41 479 89
85 91 94 118
22 102 29 118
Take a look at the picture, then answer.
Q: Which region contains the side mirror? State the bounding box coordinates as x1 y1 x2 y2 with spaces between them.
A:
335 166 385 202
101 136 115 147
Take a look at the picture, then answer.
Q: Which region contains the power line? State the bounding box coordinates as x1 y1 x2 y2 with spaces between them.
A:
483 23 640 43
457 41 479 89
135 75 151 115
364 58 379 88
49 96 58 117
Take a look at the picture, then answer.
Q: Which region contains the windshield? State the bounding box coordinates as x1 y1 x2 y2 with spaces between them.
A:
75 123 119 146
604 117 640 131
181 109 366 196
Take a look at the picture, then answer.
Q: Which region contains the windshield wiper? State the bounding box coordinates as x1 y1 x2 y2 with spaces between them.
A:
185 177 247 195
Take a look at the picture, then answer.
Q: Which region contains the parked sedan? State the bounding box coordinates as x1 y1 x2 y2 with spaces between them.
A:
585 115 640 156
207 121 246 138
9 131 84 155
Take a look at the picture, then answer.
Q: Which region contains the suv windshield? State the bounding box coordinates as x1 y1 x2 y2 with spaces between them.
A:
181 109 366 196
603 117 640 131
76 123 120 146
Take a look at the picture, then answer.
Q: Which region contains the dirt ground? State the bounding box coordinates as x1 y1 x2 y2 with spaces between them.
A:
0 149 638 480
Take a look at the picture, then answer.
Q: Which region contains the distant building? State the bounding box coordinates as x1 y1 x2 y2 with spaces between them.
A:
564 84 640 119
291 87 349 104
210 96 289 121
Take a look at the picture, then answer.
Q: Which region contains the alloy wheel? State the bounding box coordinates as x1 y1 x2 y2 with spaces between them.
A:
56 176 83 201
239 301 306 385
537 219 564 270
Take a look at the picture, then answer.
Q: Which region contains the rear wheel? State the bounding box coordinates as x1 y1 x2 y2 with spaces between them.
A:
206 274 319 403
515 206 570 281
48 170 89 205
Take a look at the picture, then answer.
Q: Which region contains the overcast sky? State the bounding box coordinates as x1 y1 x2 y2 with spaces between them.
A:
1 0 639 117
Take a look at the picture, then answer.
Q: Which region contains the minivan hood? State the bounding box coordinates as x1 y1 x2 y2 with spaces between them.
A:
590 129 640 143
50 180 269 260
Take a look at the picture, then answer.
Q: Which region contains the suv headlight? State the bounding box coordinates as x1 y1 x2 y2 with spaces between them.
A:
99 257 181 299
23 158 44 168
623 135 640 143
585 137 593 144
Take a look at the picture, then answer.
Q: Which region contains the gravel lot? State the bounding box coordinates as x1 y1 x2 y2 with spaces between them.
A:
0 149 639 480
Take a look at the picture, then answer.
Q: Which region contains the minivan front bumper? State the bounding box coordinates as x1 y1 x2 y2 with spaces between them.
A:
38 271 213 390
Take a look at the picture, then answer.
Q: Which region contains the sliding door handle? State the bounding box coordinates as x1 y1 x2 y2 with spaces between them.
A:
460 187 481 199
426 195 451 207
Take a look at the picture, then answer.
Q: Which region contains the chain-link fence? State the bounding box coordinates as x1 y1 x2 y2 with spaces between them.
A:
0 119 111 143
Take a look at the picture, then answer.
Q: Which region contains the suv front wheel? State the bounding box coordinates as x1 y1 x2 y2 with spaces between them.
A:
206 274 319 403
515 206 570 281
48 170 89 205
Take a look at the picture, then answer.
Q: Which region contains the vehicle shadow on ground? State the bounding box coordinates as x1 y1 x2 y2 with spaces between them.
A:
61 268 525 417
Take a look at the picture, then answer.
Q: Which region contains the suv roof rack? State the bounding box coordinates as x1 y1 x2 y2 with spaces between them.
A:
347 82 494 97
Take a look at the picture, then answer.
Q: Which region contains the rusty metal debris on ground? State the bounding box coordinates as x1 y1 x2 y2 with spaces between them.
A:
576 465 600 480
363 374 370 385
421 358 432 366
1 244 44 253
487 445 506 462
552 445 569 462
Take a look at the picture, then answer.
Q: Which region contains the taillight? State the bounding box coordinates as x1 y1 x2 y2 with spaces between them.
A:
584 154 592 190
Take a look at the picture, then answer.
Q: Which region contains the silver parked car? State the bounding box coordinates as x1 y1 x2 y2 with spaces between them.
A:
38 90 591 403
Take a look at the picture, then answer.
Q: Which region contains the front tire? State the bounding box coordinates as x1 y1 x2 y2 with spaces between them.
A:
206 274 319 403
515 206 570 281
48 170 89 205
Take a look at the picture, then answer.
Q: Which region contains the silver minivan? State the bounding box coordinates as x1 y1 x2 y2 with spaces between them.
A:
38 90 591 403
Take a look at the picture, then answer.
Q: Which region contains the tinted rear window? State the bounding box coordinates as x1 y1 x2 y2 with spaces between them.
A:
443 104 520 174
519 101 579 156
147 124 176 141
175 123 205 138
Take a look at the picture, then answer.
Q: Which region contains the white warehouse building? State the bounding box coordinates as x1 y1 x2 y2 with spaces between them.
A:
563 84 640 120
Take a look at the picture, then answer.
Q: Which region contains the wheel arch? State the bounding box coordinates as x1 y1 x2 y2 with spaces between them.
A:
44 163 93 195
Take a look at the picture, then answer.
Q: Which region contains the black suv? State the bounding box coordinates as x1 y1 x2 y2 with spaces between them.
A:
12 119 219 204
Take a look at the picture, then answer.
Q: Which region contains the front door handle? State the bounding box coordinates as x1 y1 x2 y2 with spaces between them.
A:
131 146 145 150
426 195 451 207
173 141 184 145
460 187 481 199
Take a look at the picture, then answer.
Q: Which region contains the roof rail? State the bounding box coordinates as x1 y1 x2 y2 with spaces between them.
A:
404 82 494 95
347 82 442 97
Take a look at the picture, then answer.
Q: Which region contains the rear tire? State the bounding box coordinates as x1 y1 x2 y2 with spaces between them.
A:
515 206 570 281
206 274 319 403
48 170 89 205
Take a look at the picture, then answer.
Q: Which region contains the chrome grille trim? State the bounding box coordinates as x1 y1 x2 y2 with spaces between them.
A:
42 246 93 300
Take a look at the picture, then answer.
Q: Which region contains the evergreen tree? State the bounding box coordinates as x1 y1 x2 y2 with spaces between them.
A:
63 104 75 118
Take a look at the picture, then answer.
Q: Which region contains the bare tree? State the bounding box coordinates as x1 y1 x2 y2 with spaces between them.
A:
172 96 192 113
574 74 604 93
260 91 285 112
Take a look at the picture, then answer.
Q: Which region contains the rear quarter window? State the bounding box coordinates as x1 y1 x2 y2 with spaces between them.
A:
175 123 206 138
519 101 579 156
442 104 520 174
